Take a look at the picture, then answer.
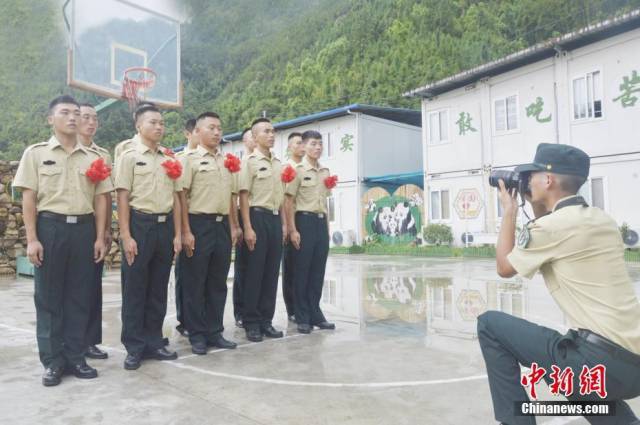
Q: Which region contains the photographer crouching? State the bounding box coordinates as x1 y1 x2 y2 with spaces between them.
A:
478 143 640 425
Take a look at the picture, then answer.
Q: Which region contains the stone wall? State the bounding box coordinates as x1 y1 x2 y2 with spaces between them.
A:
0 161 122 275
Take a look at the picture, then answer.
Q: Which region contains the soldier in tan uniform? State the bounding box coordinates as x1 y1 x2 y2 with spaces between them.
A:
77 103 112 361
115 104 183 370
238 118 286 342
113 102 156 165
479 143 640 424
174 117 197 338
281 132 305 322
233 128 256 328
13 95 113 386
284 130 335 334
178 112 241 354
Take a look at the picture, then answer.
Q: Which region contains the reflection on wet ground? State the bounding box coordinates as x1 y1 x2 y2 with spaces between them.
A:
0 255 637 425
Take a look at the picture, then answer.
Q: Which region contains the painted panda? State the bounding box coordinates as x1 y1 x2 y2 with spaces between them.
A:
394 201 417 236
372 205 395 235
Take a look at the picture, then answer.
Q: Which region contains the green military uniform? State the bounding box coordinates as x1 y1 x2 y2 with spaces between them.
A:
281 158 300 319
13 136 114 371
115 142 181 357
285 157 331 328
477 143 640 425
178 145 236 348
237 149 284 334
85 142 112 352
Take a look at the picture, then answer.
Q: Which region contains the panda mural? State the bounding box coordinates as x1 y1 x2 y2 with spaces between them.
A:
364 184 423 245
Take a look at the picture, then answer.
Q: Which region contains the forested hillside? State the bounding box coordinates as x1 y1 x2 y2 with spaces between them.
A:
1 0 639 158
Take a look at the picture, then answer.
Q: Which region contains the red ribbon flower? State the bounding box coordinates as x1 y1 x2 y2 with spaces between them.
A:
162 147 176 158
162 160 182 180
324 175 338 189
281 165 296 183
85 158 112 183
224 153 241 173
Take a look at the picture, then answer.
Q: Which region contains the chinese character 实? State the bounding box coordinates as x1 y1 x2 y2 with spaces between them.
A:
613 70 640 108
525 97 552 123
456 112 477 135
549 365 574 397
521 362 547 399
579 364 608 398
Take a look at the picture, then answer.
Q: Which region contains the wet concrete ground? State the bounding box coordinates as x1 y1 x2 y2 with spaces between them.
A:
0 255 638 425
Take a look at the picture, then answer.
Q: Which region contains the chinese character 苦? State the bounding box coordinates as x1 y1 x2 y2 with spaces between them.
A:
613 70 640 108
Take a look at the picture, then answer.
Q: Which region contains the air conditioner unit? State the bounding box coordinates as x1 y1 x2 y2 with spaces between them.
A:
623 228 639 248
331 229 355 248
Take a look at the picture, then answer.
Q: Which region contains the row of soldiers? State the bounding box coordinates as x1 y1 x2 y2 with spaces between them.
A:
14 95 335 387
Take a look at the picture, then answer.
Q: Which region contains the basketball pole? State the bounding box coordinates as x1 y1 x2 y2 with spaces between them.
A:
95 98 120 113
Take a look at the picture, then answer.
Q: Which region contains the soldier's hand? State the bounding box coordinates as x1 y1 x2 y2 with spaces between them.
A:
104 231 113 250
173 236 182 257
27 240 44 267
290 231 301 250
94 239 107 263
231 226 243 247
182 231 195 258
122 236 138 266
245 228 257 251
498 179 518 216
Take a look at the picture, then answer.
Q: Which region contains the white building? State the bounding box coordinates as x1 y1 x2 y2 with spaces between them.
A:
406 10 640 247
220 104 423 245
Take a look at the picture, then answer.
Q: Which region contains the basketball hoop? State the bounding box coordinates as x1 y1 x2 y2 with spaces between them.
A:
121 67 157 110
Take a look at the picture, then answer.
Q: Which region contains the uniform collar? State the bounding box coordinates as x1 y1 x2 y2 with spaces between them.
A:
47 135 87 155
196 144 221 158
134 141 166 155
251 148 278 162
552 195 582 212
302 156 326 171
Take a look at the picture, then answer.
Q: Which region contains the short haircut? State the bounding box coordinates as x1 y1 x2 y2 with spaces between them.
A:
288 132 303 141
132 101 156 120
241 127 252 138
79 103 95 109
251 117 271 129
195 112 220 125
555 173 586 194
301 130 322 141
48 95 79 114
134 103 161 123
184 118 196 132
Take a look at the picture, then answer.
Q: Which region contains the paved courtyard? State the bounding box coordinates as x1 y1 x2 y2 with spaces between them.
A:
0 255 638 424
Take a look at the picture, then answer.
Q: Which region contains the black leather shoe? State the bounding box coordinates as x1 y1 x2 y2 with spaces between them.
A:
208 335 237 349
261 325 284 338
42 367 63 386
124 353 142 370
235 316 244 328
68 361 98 379
176 324 189 337
297 324 312 334
85 345 108 359
314 321 336 330
191 342 207 355
151 347 178 361
288 315 297 323
163 337 169 346
246 328 263 342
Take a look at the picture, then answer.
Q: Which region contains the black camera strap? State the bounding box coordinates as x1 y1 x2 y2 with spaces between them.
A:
518 196 589 248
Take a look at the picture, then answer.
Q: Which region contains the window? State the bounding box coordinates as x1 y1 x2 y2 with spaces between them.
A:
235 150 244 160
322 279 337 306
428 110 449 144
494 95 519 132
433 286 453 321
321 132 332 160
573 71 602 120
430 189 450 221
579 177 606 210
327 196 336 222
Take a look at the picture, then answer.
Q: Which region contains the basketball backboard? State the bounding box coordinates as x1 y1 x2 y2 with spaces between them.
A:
67 0 182 108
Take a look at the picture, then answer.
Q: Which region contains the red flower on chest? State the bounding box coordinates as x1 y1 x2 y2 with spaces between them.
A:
324 175 338 189
85 158 111 183
281 165 296 183
162 160 182 180
224 153 241 173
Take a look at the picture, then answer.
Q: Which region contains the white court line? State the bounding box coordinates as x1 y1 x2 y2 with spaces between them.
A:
1 322 489 388
0 323 35 334
176 333 307 360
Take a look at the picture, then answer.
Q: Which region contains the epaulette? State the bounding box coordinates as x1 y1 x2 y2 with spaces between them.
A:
25 141 49 152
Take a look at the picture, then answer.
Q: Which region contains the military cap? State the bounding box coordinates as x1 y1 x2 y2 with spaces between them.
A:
515 143 590 178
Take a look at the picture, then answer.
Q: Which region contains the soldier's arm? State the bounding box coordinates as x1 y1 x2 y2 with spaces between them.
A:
93 193 107 262
172 192 182 256
496 180 518 278
22 189 43 267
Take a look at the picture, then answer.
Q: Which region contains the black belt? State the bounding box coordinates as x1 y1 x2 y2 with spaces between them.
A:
189 213 227 222
131 209 171 223
578 329 640 367
250 206 279 216
38 211 94 224
296 211 326 219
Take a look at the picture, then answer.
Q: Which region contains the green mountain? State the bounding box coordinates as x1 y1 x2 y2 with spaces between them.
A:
1 0 639 159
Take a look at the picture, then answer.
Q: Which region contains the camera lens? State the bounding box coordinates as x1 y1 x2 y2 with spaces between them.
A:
489 170 520 190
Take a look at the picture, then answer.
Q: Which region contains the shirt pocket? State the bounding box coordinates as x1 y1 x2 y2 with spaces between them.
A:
38 166 63 193
193 164 217 188
301 174 317 187
133 165 154 187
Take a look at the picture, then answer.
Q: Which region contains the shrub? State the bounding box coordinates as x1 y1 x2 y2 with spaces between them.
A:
423 223 453 245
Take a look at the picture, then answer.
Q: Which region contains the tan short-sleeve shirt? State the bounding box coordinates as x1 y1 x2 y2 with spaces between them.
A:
508 196 640 355
237 149 284 211
285 157 330 214
13 136 114 215
181 145 237 215
88 142 112 165
114 142 181 214
114 134 140 165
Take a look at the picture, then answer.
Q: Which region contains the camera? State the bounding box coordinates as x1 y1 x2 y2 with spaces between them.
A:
488 170 529 195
